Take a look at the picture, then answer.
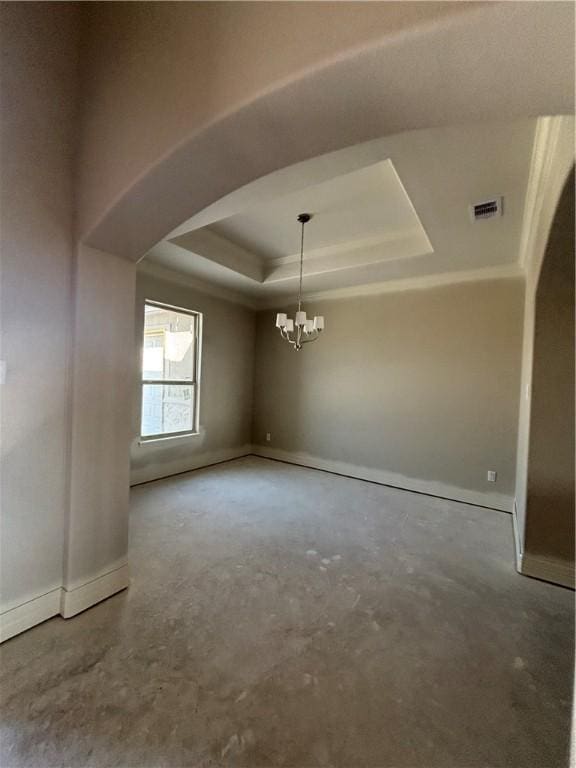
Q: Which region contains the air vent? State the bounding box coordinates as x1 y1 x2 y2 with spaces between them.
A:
470 196 503 222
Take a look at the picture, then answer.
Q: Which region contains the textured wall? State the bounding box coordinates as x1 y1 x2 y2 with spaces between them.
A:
524 172 575 563
130 268 255 484
253 279 524 509
0 3 79 611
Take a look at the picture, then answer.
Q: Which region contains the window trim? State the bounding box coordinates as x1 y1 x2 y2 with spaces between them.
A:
139 299 202 442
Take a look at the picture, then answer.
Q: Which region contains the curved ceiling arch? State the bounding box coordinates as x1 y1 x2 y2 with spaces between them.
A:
81 2 574 261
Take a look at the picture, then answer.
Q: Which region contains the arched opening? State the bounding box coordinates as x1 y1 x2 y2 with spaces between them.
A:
524 168 575 574
80 2 574 261
57 2 576 631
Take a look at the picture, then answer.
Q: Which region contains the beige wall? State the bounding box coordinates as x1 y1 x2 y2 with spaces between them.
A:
0 4 79 614
130 267 255 485
253 279 524 510
524 172 574 564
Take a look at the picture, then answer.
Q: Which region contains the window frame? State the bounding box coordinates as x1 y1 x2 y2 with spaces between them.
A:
139 299 202 442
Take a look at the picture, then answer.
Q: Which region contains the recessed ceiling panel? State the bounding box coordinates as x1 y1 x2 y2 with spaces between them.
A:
208 159 431 263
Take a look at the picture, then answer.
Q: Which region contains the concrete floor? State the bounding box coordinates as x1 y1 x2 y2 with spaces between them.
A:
1 456 573 767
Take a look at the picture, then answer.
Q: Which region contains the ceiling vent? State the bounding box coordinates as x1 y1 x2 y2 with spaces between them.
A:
470 196 503 222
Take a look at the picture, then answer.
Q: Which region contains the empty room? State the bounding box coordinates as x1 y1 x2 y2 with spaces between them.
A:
1 3 574 767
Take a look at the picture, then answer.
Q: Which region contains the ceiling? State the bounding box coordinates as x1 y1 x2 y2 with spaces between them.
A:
143 119 540 306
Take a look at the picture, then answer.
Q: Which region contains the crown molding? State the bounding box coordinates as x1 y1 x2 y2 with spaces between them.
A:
141 257 523 312
263 229 431 284
138 260 258 309
170 229 264 282
257 263 523 309
267 229 416 268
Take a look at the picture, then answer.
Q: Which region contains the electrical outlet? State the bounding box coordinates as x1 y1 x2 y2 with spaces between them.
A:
487 470 497 483
265 432 271 442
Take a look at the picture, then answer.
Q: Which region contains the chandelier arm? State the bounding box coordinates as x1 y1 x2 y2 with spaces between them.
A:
282 328 298 347
279 327 295 346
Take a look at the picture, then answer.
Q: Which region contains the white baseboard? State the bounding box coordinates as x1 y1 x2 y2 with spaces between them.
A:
130 444 252 486
0 588 61 643
512 500 574 589
60 564 130 618
1 564 131 642
253 446 513 512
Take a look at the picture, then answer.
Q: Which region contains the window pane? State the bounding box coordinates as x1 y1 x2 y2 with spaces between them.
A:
141 384 194 437
143 304 195 381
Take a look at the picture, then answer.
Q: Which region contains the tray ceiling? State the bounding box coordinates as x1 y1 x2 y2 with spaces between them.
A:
144 119 541 305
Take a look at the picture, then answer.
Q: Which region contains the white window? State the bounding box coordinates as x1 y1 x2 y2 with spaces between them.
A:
140 300 201 440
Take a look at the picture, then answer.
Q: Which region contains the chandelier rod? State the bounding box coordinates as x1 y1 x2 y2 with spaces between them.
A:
297 215 305 312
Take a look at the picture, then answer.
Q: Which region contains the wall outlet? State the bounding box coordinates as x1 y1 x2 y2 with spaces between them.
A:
265 432 271 442
487 470 497 483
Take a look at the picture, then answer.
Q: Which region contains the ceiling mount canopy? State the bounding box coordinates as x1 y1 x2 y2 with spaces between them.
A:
275 213 325 351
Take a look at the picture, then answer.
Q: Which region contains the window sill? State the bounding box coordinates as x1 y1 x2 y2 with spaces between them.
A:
138 431 200 445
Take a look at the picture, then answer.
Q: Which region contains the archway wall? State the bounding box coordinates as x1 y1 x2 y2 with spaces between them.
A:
525 170 574 567
77 1 575 260
0 2 81 635
513 122 574 546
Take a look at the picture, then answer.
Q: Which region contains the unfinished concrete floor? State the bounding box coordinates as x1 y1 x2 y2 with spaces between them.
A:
1 457 573 767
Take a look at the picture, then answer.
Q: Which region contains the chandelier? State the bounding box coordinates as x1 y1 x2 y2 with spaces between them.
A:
275 213 325 350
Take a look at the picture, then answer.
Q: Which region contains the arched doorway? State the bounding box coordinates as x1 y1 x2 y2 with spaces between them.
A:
522 168 575 584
